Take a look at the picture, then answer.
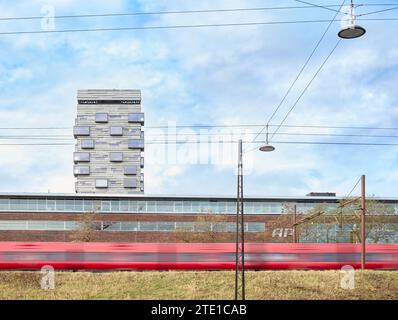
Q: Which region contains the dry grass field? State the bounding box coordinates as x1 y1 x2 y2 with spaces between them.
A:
0 270 397 300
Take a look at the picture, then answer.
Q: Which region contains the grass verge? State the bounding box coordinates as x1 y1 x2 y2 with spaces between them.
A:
0 270 397 300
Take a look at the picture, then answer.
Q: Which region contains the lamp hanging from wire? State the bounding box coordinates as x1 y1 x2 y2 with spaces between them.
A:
259 124 275 152
338 0 366 39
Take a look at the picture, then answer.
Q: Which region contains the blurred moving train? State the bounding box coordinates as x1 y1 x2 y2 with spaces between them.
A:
0 242 397 270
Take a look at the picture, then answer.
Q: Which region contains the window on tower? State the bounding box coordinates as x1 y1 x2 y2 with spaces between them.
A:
95 113 108 123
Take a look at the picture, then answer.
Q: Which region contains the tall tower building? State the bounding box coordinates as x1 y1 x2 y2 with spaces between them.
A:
73 89 144 194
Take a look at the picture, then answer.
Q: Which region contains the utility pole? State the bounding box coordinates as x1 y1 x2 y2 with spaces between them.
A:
361 175 366 270
293 204 297 243
235 139 245 300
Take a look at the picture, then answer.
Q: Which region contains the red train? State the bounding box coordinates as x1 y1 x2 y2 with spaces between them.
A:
0 242 397 270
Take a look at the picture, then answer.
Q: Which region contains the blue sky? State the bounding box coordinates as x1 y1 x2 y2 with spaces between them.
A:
0 0 397 198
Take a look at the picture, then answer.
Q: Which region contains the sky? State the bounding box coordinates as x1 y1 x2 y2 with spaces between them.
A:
0 0 397 198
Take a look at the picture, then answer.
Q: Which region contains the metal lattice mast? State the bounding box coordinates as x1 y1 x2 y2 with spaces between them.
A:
235 139 245 300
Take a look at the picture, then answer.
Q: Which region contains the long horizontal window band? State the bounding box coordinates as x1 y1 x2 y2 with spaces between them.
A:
1 197 394 215
0 198 389 213
78 100 140 104
0 221 396 243
0 220 265 233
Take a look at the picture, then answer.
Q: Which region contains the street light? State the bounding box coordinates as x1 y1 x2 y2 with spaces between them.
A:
259 144 275 152
338 1 366 39
259 124 275 152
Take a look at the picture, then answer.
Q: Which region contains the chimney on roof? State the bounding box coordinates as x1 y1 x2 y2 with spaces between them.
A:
306 192 336 197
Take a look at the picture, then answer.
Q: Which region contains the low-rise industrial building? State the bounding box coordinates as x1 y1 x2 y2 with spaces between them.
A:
0 193 397 243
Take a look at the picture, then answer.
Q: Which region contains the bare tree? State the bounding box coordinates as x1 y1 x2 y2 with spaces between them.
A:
301 199 398 243
70 211 101 242
175 211 237 243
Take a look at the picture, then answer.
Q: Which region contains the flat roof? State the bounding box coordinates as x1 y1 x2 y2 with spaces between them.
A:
0 192 397 202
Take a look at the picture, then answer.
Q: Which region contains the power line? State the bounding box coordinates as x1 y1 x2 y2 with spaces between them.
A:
6 131 398 139
0 127 70 130
294 0 346 14
0 4 395 22
0 143 74 146
146 124 398 130
0 137 73 140
358 5 398 16
270 140 398 146
251 0 345 145
2 123 398 130
0 18 396 36
0 5 353 21
269 39 342 141
3 140 398 146
144 132 398 138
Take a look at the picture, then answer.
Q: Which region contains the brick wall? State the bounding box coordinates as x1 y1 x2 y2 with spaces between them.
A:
0 212 291 243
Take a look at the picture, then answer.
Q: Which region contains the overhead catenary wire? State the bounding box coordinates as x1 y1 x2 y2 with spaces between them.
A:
3 140 398 146
294 0 347 14
251 0 346 145
2 124 398 130
0 3 395 22
269 39 342 142
5 131 398 139
0 18 396 36
358 5 398 16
